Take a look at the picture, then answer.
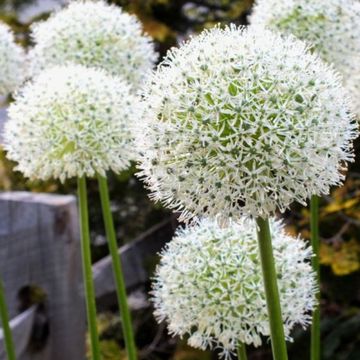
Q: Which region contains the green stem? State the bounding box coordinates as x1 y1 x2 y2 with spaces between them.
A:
237 342 247 360
0 277 16 360
256 217 288 360
310 195 320 360
77 177 101 360
97 175 137 360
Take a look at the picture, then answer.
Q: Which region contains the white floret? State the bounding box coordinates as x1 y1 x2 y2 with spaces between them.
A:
0 21 26 96
152 218 317 359
137 25 358 222
249 0 360 115
29 0 157 89
4 64 142 181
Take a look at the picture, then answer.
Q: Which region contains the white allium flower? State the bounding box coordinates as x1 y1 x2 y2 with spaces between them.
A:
29 0 157 88
249 0 360 115
137 25 358 222
4 64 141 182
152 218 317 359
0 21 26 96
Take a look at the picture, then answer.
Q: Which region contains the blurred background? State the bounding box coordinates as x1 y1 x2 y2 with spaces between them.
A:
0 1 359 359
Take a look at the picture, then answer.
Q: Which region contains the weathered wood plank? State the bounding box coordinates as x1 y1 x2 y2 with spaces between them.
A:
93 216 177 298
0 192 86 360
0 106 7 145
0 306 36 359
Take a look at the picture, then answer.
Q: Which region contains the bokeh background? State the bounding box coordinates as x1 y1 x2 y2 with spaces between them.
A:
0 1 359 359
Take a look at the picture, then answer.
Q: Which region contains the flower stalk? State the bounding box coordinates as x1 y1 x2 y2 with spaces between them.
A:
256 217 288 360
310 195 320 360
0 277 16 360
77 177 101 360
237 342 247 360
97 175 137 360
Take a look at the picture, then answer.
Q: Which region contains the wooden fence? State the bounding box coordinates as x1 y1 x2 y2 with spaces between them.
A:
0 191 175 360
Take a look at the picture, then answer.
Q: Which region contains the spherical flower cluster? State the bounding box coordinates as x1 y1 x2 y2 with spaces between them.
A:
137 25 358 222
249 0 360 115
4 64 141 182
0 22 26 96
152 218 317 359
28 0 157 88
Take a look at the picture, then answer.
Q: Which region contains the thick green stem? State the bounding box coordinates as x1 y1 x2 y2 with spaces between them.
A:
77 177 101 360
97 175 137 360
237 342 247 360
310 195 320 360
0 277 16 360
256 217 288 360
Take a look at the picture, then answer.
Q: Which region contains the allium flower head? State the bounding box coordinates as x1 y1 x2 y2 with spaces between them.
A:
0 21 26 96
249 0 360 115
4 64 141 182
29 0 157 88
137 25 358 222
152 218 317 359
